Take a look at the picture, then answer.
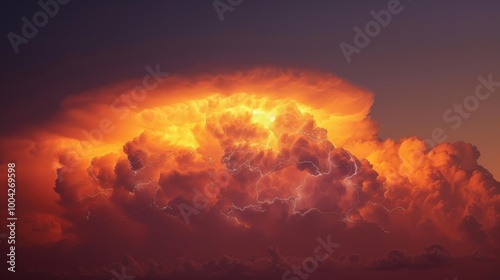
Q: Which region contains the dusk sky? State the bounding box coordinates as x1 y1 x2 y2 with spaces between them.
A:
1 1 499 279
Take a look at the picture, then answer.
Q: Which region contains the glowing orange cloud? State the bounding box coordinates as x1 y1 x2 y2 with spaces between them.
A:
0 68 499 271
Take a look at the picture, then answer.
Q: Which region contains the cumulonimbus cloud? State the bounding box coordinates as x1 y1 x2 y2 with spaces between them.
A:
1 68 499 278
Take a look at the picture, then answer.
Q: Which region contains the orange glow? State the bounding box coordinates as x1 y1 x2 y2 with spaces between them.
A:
1 68 498 256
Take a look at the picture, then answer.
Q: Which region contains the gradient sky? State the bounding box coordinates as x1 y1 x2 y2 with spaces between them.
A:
1 1 500 279
1 0 499 178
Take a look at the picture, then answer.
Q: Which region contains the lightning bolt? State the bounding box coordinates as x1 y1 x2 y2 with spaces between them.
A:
72 103 404 235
